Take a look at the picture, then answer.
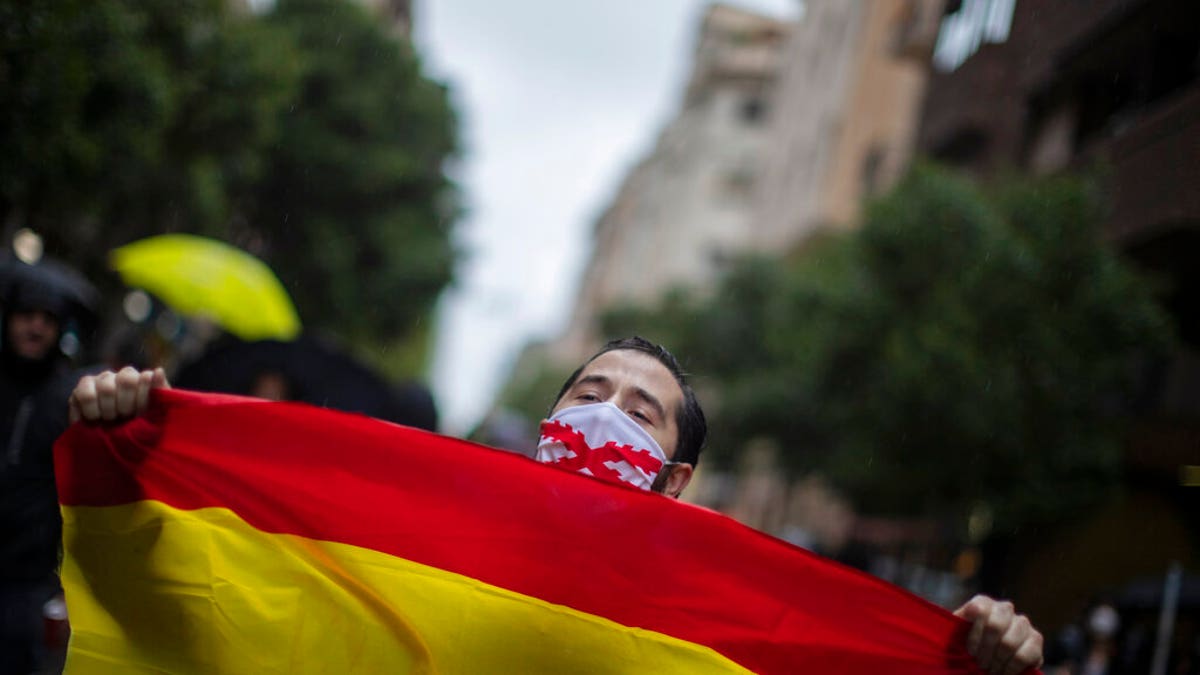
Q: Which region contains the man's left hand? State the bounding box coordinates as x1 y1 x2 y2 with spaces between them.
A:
954 595 1043 674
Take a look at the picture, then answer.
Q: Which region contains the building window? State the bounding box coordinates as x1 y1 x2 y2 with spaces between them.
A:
740 97 767 125
860 146 887 197
932 0 1015 71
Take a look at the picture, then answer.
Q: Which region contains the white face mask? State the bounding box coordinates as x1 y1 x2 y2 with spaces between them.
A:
536 401 669 491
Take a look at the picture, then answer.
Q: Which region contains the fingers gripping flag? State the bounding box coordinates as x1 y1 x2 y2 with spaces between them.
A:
57 390 996 674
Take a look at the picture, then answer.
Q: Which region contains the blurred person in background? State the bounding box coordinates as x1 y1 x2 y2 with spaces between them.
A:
0 268 97 674
71 336 1045 674
1079 603 1120 675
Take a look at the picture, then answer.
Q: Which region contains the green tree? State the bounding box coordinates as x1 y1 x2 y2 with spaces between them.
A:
603 165 1171 532
0 0 297 282
250 0 459 357
1 0 460 370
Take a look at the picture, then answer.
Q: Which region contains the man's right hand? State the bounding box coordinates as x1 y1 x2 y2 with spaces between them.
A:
69 367 170 424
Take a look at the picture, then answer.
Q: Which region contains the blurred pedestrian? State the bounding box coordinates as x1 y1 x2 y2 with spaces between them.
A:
1080 603 1119 675
0 262 96 674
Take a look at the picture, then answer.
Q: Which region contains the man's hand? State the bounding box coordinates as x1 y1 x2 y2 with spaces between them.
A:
954 594 1044 674
69 367 170 424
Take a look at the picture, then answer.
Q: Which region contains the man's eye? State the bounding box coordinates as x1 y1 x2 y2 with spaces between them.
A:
631 411 650 423
579 393 599 402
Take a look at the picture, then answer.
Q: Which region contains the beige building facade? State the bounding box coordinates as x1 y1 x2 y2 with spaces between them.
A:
749 1 867 249
753 0 942 245
553 4 790 362
551 0 943 364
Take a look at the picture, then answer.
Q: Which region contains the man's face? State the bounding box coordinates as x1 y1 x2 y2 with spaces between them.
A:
6 309 61 361
551 349 683 463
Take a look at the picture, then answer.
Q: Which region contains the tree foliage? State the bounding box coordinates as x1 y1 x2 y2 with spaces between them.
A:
602 164 1172 531
1 0 297 268
0 0 458 357
251 0 459 344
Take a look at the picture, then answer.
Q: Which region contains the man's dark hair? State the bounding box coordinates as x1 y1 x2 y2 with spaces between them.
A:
551 336 707 467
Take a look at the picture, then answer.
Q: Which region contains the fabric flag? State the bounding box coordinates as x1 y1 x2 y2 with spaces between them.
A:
56 389 997 674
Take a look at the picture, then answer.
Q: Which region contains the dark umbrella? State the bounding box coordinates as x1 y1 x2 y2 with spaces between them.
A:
0 256 99 320
174 334 438 431
0 256 100 357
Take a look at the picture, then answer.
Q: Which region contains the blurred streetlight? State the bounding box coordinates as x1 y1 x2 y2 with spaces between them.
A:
123 290 154 323
12 228 44 264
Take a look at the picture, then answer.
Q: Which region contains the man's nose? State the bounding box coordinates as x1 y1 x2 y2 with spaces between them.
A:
606 392 634 414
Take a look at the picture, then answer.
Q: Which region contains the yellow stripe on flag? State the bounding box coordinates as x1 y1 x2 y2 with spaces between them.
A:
62 501 753 674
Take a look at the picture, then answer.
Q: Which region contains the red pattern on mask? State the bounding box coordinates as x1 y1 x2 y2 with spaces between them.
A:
538 419 664 486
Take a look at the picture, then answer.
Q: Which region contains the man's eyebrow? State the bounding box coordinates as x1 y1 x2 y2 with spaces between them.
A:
571 374 667 423
573 374 611 390
631 386 667 422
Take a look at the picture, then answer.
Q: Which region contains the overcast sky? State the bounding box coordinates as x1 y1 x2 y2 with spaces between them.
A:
415 0 798 434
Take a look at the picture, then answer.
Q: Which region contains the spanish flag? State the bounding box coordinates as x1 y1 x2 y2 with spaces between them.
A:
57 390 987 673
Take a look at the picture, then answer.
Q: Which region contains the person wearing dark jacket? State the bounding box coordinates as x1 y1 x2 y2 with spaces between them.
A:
0 275 91 674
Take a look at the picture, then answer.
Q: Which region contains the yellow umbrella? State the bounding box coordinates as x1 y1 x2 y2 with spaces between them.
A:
111 234 301 341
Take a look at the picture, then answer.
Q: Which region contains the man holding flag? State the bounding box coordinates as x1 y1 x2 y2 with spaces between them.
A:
64 337 1043 674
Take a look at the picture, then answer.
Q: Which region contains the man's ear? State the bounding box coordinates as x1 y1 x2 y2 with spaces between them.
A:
663 463 693 499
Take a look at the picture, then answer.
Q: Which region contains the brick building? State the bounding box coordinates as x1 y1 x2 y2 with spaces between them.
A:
917 0 1200 635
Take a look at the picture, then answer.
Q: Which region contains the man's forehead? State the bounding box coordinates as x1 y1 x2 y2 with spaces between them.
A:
577 350 682 403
